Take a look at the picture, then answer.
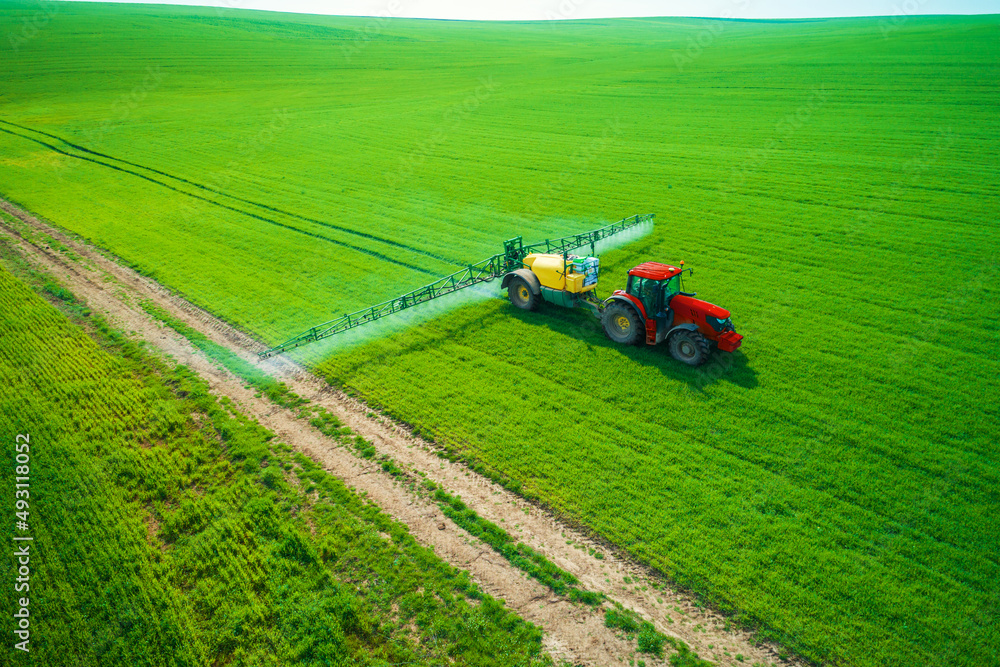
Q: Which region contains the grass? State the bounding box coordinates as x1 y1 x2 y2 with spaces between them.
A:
140 293 603 606
0 4 998 665
0 250 550 666
138 299 307 407
604 605 708 664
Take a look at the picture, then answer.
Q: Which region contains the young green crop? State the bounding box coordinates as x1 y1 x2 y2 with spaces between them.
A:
140 295 601 604
0 4 997 665
0 257 549 667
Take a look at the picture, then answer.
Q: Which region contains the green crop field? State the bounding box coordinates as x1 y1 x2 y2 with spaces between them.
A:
1 2 998 666
0 247 549 666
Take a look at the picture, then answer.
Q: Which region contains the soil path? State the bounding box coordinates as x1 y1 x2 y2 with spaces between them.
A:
0 199 802 667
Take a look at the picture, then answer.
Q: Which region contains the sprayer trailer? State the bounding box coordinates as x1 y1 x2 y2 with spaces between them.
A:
257 213 743 366
501 253 742 366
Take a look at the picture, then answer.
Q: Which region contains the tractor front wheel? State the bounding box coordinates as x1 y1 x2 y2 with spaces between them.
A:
669 330 711 366
508 277 538 311
602 303 643 346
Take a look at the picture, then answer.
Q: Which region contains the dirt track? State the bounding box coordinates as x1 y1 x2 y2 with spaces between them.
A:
0 198 801 667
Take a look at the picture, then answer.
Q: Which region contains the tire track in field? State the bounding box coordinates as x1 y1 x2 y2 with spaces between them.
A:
0 198 803 667
0 119 461 267
0 122 444 275
0 204 634 666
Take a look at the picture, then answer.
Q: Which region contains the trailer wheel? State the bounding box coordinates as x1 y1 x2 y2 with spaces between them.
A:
669 330 710 366
508 277 538 311
602 303 643 346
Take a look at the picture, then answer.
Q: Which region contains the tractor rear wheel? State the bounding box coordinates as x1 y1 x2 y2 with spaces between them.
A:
669 330 711 366
602 302 643 346
508 277 538 311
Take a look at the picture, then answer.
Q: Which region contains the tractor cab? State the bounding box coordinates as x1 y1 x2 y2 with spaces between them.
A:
625 262 684 320
602 260 743 365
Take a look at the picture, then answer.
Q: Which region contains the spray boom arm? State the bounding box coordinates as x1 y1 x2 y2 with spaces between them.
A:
258 213 654 359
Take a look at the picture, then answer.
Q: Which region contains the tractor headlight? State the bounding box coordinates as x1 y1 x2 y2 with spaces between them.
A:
708 316 733 332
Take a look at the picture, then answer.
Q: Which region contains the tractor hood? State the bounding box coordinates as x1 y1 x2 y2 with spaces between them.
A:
669 294 731 320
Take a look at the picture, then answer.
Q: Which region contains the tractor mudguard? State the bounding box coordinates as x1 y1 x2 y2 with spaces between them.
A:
501 269 541 294
606 292 646 319
664 323 699 340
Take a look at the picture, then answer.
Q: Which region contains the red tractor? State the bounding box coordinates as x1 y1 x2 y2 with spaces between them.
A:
258 213 743 365
600 261 743 365
502 254 742 366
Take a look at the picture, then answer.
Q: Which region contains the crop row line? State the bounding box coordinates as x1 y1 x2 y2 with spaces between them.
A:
0 119 455 272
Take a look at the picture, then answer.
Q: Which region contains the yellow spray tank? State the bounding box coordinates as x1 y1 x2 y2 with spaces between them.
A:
521 253 598 294
259 214 653 360
505 253 601 309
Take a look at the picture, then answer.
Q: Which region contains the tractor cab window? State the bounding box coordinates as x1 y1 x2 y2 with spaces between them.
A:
628 274 682 316
627 276 664 316
662 275 680 299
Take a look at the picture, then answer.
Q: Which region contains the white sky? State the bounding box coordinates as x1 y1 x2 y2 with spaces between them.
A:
68 0 1000 20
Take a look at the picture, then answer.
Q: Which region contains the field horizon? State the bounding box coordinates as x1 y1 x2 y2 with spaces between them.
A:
1 3 998 666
